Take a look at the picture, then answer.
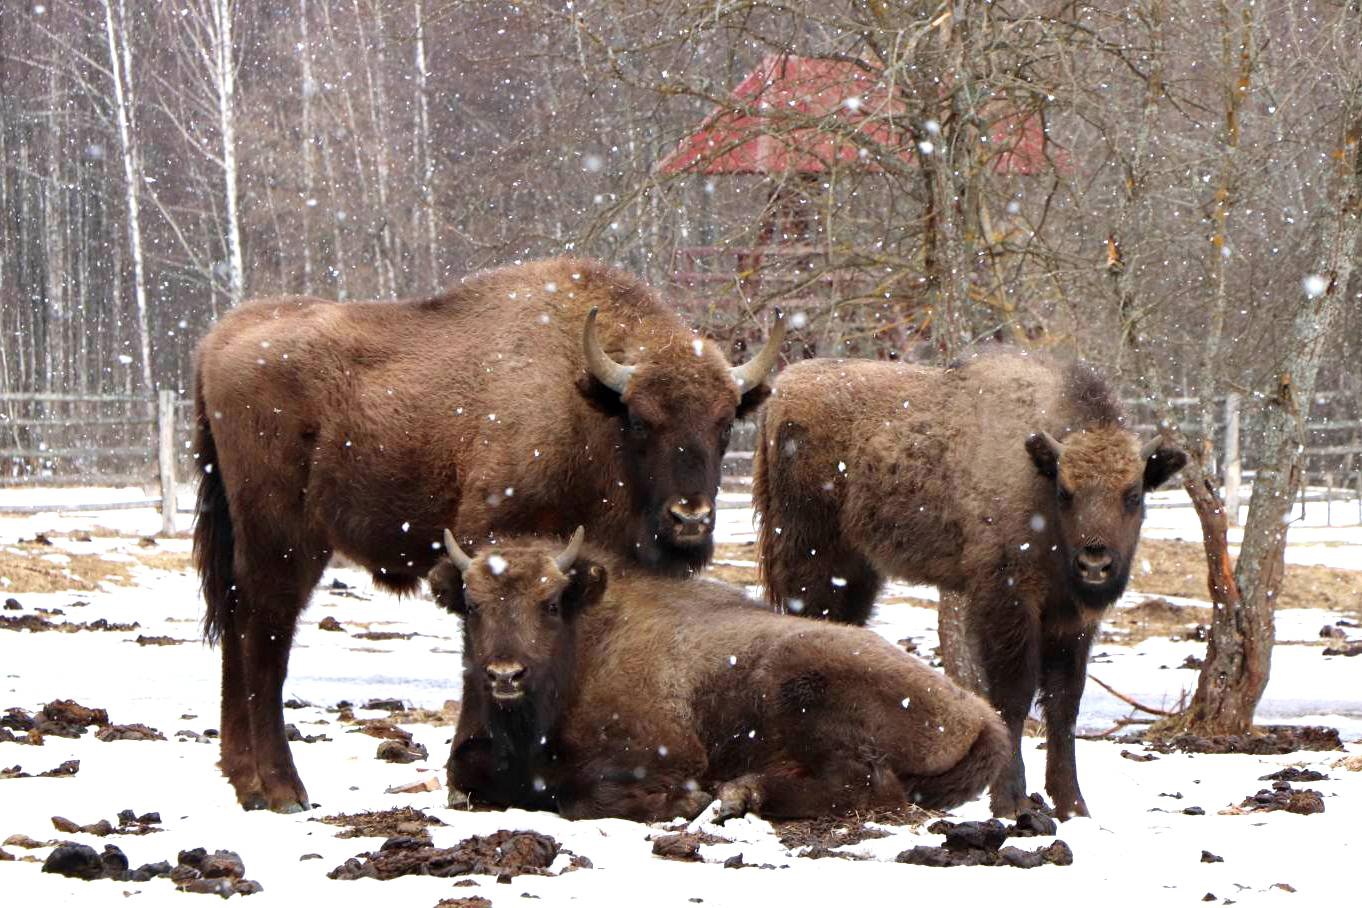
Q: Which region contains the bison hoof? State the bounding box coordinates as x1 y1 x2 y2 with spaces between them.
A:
240 792 268 812
272 800 309 815
713 779 763 824
990 790 1049 820
673 789 715 821
1052 797 1090 821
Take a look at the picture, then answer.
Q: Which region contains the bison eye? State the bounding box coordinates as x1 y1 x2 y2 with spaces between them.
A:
1123 488 1142 513
1057 486 1075 508
627 415 650 439
543 598 561 617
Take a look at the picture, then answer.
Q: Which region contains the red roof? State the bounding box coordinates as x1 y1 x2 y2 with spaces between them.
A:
656 55 1051 177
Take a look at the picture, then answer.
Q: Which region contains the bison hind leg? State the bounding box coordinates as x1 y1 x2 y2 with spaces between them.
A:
768 544 882 625
715 760 905 821
900 716 1012 812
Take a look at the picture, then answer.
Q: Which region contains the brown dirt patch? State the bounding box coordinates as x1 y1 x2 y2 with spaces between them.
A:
775 804 937 859
328 829 568 881
389 700 461 727
1102 597 1212 645
0 542 189 594
1146 724 1343 754
317 806 447 839
1229 781 1326 815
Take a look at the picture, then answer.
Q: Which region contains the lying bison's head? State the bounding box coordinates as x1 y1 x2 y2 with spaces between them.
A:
579 308 784 574
1026 428 1187 607
428 528 605 714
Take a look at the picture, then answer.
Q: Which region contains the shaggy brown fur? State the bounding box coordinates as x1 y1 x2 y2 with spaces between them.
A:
752 351 1186 820
428 535 1009 822
192 257 780 812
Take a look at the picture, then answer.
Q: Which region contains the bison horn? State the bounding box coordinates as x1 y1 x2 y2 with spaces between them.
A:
443 528 474 573
1038 430 1065 459
554 526 585 572
583 308 635 394
1139 436 1162 462
730 307 787 391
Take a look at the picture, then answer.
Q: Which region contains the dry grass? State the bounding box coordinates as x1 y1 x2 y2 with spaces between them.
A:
0 539 191 593
1134 538 1362 617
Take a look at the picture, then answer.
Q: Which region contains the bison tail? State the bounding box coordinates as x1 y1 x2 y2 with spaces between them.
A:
909 713 1011 811
192 382 236 645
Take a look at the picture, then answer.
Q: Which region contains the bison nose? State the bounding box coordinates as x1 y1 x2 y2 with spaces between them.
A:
485 662 527 700
667 497 714 534
1075 545 1114 583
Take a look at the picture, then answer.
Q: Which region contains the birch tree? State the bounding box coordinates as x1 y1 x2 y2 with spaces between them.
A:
169 0 245 308
101 0 154 390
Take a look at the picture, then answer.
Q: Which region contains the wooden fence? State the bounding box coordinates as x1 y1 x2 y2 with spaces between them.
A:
2 387 1360 530
0 391 190 533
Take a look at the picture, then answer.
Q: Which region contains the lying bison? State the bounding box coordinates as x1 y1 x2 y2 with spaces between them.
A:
192 257 784 812
428 528 1008 821
753 352 1187 819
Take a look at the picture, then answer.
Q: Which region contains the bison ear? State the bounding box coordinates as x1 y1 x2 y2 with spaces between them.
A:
1025 432 1061 481
426 559 468 615
736 382 773 419
562 558 608 617
576 373 629 418
1143 444 1188 491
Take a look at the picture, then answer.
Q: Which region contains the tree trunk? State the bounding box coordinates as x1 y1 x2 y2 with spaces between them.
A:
103 0 155 391
1186 106 1362 734
1195 0 1253 457
938 590 986 696
44 65 68 394
413 0 438 289
352 0 396 297
213 0 245 307
298 0 317 295
1111 0 1166 380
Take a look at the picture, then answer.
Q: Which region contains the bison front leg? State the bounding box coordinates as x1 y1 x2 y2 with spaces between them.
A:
560 772 712 823
449 736 556 812
1039 628 1094 820
560 735 711 822
975 595 1041 819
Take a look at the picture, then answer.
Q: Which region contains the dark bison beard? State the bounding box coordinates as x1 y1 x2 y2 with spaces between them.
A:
632 510 714 577
482 688 563 810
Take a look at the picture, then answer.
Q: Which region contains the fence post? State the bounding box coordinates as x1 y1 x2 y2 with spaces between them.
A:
158 389 177 536
1223 391 1242 526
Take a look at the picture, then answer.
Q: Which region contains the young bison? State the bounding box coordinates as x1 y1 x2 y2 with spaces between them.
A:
428 529 1008 822
753 352 1187 820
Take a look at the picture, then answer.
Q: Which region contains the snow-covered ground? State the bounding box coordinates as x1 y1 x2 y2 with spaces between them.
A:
1 486 1360 905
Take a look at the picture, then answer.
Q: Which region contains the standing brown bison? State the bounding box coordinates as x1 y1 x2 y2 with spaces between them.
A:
192 257 783 812
427 529 1008 821
753 352 1187 820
